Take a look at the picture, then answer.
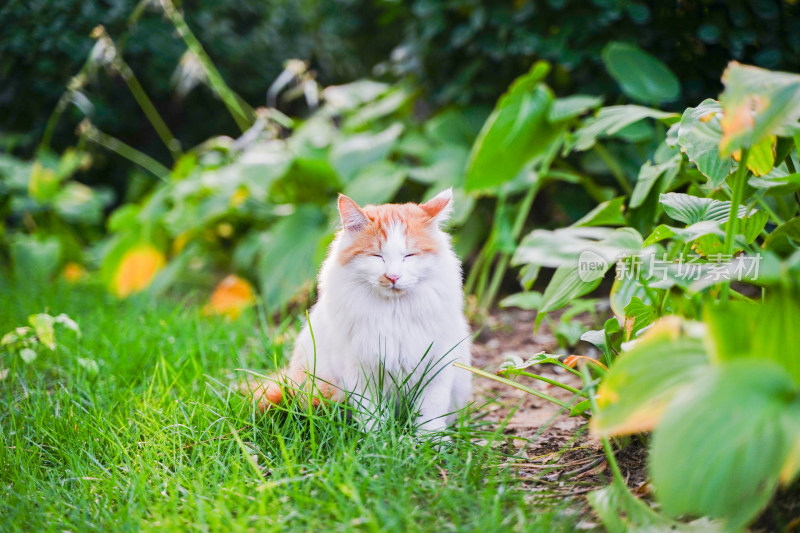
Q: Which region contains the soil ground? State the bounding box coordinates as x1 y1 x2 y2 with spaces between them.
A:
470 308 651 528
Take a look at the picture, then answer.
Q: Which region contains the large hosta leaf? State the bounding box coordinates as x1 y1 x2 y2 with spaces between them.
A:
764 215 800 252
676 99 732 186
513 227 643 269
592 318 710 436
651 360 800 530
630 153 681 209
659 192 749 224
572 105 678 152
329 123 403 182
547 94 603 122
257 206 332 311
602 42 681 105
465 62 563 191
572 197 627 227
538 265 602 316
719 62 800 156
344 161 406 205
705 292 800 385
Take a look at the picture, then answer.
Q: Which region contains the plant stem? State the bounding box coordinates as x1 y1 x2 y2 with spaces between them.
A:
580 363 626 484
753 192 784 226
116 59 182 161
481 185 539 308
508 370 583 396
785 154 797 173
721 148 750 302
455 363 574 411
593 144 633 195
160 0 255 132
478 139 562 309
79 121 169 180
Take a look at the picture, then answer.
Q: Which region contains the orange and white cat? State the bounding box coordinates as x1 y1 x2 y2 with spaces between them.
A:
246 188 472 432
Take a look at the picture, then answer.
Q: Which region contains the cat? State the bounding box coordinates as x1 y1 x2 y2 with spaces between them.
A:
243 188 472 432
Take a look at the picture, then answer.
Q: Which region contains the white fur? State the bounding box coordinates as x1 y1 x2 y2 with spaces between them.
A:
289 189 472 432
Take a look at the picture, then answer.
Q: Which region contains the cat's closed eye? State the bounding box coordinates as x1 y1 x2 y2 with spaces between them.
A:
404 254 416 260
371 254 384 262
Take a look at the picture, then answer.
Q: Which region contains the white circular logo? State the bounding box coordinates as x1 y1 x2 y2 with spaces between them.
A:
578 249 609 282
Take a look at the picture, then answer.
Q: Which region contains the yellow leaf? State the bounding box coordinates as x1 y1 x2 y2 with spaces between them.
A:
172 232 191 254
230 187 249 208
28 162 59 201
112 244 165 297
745 135 776 176
204 275 255 319
62 262 86 282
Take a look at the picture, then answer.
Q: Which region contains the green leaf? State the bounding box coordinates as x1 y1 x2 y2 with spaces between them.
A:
322 80 390 111
423 108 480 147
659 192 749 224
499 291 543 310
19 348 37 364
592 319 710 436
676 99 732 186
587 480 714 533
329 123 403 182
742 209 768 243
630 154 681 209
257 206 332 311
343 161 406 206
719 62 800 156
705 292 800 385
465 62 564 191
569 400 591 417
622 296 656 340
651 360 800 530
513 227 643 269
343 85 412 131
748 170 800 195
765 215 800 250
601 42 681 105
572 197 626 227
572 105 678 152
77 357 99 375
10 234 62 282
547 95 603 122
28 314 56 350
643 221 725 247
609 274 655 320
538 265 602 316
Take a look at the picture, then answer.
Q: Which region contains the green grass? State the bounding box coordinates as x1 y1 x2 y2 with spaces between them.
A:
0 281 570 532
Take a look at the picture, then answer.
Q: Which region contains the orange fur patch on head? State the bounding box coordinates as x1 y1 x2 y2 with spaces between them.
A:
338 202 440 264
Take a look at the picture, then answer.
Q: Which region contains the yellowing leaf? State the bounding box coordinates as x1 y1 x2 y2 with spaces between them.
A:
204 275 255 319
230 187 249 208
112 244 166 297
28 162 59 202
172 232 191 254
746 135 776 176
62 262 86 282
591 317 710 436
28 313 56 350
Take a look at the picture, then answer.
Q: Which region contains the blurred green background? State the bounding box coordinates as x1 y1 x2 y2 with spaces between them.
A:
2 0 800 313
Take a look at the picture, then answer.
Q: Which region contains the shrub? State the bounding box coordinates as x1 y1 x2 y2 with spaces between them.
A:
397 0 800 107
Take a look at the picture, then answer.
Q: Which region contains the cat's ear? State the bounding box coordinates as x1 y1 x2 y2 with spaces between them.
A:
338 194 368 233
420 188 454 226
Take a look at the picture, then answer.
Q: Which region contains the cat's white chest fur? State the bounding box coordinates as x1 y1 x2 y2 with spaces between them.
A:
288 189 472 431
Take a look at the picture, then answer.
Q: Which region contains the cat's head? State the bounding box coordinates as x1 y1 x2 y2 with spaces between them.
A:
334 189 454 297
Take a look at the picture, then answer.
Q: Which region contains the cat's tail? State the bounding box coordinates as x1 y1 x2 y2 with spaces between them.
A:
239 366 343 411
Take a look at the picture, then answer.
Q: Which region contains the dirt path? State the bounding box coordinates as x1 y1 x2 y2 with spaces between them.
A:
469 308 649 518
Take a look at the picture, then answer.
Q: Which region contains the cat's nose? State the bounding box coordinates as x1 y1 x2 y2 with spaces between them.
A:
386 274 400 285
